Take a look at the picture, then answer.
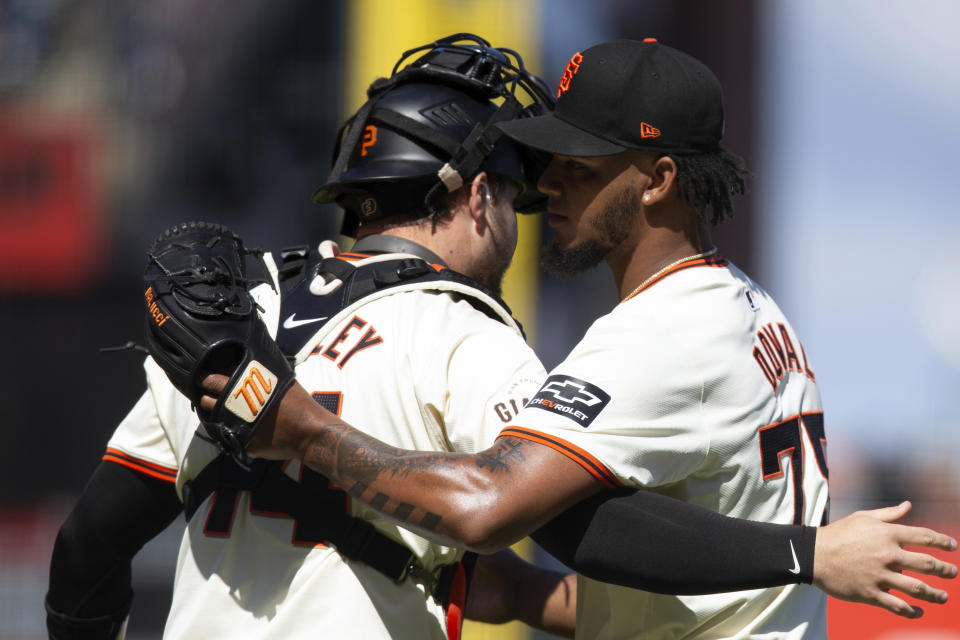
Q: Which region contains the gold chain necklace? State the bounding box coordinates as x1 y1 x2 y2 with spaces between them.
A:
621 247 718 303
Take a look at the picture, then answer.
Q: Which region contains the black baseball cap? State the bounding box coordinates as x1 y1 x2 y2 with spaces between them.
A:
497 38 724 157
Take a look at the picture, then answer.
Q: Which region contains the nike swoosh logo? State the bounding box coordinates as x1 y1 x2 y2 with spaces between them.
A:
282 313 328 329
788 539 801 575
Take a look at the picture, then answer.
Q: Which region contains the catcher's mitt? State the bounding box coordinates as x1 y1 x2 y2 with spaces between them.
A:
143 221 295 456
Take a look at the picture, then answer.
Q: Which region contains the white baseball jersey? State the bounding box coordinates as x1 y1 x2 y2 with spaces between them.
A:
106 248 546 639
503 255 828 639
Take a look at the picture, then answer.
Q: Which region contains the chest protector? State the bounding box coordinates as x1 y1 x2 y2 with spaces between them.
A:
273 245 524 364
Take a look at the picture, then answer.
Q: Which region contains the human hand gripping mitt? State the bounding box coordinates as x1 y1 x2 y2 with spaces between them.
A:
143 221 294 457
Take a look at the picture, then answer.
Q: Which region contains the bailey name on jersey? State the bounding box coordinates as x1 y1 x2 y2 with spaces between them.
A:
310 314 385 369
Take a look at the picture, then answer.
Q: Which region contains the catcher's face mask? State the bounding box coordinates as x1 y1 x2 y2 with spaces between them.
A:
313 33 555 236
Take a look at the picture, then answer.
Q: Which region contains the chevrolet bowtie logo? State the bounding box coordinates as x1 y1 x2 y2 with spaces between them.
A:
528 375 611 428
540 379 603 406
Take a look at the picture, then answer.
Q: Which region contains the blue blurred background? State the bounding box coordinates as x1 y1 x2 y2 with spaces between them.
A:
1 1 957 638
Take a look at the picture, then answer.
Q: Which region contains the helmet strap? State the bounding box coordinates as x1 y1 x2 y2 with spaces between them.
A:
424 95 523 214
326 96 380 186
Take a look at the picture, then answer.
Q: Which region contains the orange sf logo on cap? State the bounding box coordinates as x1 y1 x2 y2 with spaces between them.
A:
360 125 377 156
556 52 583 98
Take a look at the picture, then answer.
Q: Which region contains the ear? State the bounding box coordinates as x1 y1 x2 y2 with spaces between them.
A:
467 172 491 232
641 155 678 207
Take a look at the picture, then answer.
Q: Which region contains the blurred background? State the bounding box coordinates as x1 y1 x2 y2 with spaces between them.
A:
1 0 958 638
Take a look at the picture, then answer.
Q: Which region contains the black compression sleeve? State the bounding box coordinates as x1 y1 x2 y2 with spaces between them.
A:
531 488 815 595
46 459 181 635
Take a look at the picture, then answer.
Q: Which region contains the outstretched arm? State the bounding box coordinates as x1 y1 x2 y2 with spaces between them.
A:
532 488 956 619
202 377 957 619
234 380 604 552
46 460 181 639
813 501 955 617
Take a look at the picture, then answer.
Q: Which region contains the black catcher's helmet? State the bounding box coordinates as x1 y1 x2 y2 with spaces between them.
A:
314 33 555 236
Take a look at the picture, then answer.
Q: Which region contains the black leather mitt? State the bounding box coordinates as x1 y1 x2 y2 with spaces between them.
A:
143 221 294 456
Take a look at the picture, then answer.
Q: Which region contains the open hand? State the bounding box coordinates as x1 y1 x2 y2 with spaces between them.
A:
814 501 957 618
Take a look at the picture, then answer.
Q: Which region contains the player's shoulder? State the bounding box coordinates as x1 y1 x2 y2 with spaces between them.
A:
588 259 762 345
720 261 797 326
366 286 521 337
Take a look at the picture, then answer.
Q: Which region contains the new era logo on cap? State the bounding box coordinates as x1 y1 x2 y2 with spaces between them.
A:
497 38 724 157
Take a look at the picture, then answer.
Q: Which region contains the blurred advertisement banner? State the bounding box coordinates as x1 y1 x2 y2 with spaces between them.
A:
0 111 103 293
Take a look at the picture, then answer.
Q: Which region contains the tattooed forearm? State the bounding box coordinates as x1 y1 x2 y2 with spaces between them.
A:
475 438 527 472
418 512 443 532
349 485 444 531
297 425 541 544
265 383 576 551
303 421 455 483
300 422 457 533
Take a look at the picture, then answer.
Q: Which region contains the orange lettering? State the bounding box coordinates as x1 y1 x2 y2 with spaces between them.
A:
556 52 583 98
758 332 784 379
147 299 168 327
778 323 803 373
323 317 367 362
753 346 778 391
760 324 787 371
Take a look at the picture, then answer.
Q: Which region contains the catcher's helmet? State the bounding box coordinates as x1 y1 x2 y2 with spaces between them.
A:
314 33 554 236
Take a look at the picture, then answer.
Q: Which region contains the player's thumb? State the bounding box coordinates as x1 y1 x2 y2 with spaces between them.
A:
864 500 912 523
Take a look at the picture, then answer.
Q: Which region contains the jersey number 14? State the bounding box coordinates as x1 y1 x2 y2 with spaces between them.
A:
202 392 350 545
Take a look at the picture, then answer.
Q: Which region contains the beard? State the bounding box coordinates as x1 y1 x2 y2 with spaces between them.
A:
472 235 514 297
541 185 638 278
540 241 607 278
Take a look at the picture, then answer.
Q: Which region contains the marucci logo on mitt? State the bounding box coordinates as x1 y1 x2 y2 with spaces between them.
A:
144 286 170 327
142 221 295 456
225 361 279 422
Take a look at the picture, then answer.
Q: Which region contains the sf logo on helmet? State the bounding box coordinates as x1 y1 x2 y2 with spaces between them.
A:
361 198 378 218
360 125 377 156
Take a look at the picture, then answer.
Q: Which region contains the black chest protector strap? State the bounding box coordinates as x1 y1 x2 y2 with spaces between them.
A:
274 246 522 358
181 456 465 603
181 248 510 602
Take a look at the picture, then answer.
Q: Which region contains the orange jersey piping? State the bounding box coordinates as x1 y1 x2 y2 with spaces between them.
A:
336 252 376 262
499 427 621 488
103 447 178 483
626 255 729 301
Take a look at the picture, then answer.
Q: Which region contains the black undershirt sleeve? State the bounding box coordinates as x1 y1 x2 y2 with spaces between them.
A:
46 460 182 639
531 488 815 595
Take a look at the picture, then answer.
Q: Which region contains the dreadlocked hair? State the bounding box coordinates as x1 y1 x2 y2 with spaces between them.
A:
670 149 749 226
